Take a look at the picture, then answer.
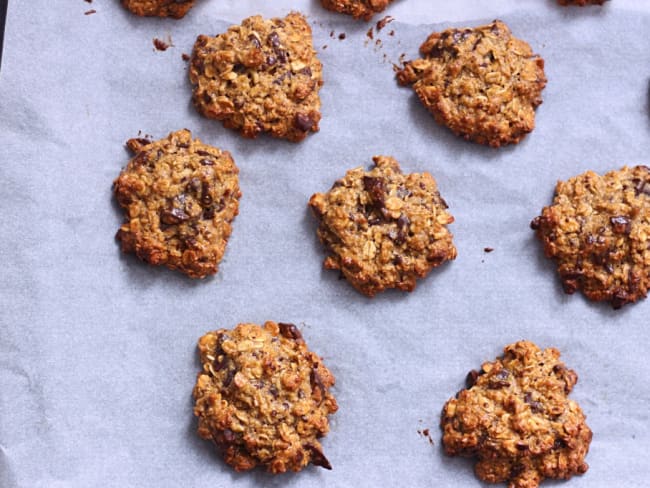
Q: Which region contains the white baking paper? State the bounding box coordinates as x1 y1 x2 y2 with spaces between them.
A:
1 1 650 487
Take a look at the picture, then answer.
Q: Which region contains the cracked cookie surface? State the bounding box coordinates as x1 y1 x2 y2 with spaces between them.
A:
189 12 323 142
121 0 195 18
309 156 456 297
396 20 546 147
441 341 592 488
531 166 650 309
114 129 240 278
193 321 338 473
320 0 394 21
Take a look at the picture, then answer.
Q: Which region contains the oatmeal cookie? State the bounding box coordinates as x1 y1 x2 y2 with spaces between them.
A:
441 341 592 488
531 165 650 309
193 322 338 473
121 0 195 18
558 0 607 5
309 156 456 297
113 129 240 278
189 12 323 142
396 20 546 147
320 0 394 21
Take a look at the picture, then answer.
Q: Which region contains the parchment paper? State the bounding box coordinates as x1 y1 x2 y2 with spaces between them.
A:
1 1 650 487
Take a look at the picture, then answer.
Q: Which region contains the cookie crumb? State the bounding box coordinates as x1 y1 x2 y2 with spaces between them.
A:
376 15 394 32
84 9 96 15
338 32 346 40
153 38 169 51
484 247 494 253
182 53 190 61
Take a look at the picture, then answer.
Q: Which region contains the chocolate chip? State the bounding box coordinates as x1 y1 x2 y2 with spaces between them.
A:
294 113 314 132
530 216 542 230
465 369 480 388
489 368 510 389
516 442 529 451
310 369 325 396
560 272 582 294
248 34 261 49
305 444 332 470
267 32 280 48
363 176 386 210
524 392 543 413
610 215 631 234
397 214 410 229
553 438 567 449
396 186 412 199
201 181 213 205
233 63 246 74
160 207 189 225
203 206 215 220
299 67 312 76
634 178 650 196
223 368 235 387
273 71 291 85
278 322 303 340
266 55 277 66
222 429 236 444
187 177 201 192
200 158 214 166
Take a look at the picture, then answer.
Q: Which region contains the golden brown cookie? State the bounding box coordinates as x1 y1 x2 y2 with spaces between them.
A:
121 0 195 18
113 129 240 278
309 156 456 297
531 166 650 309
396 20 547 147
558 0 607 5
189 12 323 142
441 341 592 488
320 0 394 21
193 322 338 473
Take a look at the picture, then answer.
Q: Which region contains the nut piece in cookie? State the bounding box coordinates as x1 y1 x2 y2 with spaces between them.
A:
113 129 241 278
441 341 592 488
309 156 456 297
121 0 195 18
558 0 607 5
531 165 650 309
189 12 323 142
396 20 546 147
193 321 338 473
320 0 394 21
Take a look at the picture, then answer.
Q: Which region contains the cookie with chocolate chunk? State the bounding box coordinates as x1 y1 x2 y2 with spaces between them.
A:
189 12 323 142
441 341 592 488
531 165 650 309
309 156 456 297
320 0 394 21
121 0 195 18
396 20 546 147
113 129 240 278
193 321 338 473
558 0 607 5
